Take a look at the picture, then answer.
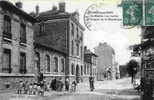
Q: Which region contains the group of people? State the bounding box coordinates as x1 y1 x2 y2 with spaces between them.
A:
17 80 45 96
16 76 95 96
50 78 64 91
65 78 77 92
17 78 64 96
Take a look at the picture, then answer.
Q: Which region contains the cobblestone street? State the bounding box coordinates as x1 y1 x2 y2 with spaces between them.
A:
0 77 140 100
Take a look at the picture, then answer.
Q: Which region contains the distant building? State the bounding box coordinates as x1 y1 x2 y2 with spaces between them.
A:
0 1 36 89
84 46 97 81
94 42 119 80
34 2 85 83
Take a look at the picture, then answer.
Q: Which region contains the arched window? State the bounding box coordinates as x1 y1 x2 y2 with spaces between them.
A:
71 23 74 36
45 55 50 72
71 41 74 56
61 58 65 72
76 43 79 56
3 15 11 39
71 64 74 75
81 66 83 76
54 57 58 72
35 52 40 72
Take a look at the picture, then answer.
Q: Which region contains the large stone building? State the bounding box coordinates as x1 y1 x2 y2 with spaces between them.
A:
0 1 36 89
94 42 119 80
84 46 97 81
34 2 85 83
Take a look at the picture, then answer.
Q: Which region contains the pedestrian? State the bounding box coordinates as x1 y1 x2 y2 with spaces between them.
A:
18 81 23 94
24 81 29 94
65 78 69 91
46 82 50 91
28 83 33 95
89 76 94 91
71 80 77 92
33 82 38 95
50 78 57 90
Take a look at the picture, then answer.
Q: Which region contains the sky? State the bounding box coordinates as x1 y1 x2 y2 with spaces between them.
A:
8 0 141 65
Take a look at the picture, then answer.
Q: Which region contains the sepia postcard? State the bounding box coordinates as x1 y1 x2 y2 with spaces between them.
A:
0 0 153 100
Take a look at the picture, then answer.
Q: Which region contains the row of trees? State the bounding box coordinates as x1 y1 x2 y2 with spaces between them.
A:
127 26 154 83
121 26 154 83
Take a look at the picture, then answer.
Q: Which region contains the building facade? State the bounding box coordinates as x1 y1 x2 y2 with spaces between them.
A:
0 1 36 89
94 42 118 80
34 33 66 83
34 2 85 83
84 47 97 81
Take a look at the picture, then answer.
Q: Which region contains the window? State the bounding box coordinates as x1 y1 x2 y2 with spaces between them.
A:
76 43 79 56
20 23 26 43
71 64 74 75
76 28 79 38
71 41 74 56
61 58 65 72
3 15 12 39
80 46 82 58
35 52 40 73
39 23 45 35
45 55 50 72
20 52 26 74
81 66 83 75
54 57 58 72
84 65 86 75
80 32 83 41
2 49 11 73
87 66 89 75
71 23 74 36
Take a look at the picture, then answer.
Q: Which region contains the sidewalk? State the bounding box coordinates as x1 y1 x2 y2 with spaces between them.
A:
0 78 140 100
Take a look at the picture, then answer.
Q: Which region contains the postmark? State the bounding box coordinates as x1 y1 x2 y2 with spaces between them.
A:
83 2 125 31
83 1 144 30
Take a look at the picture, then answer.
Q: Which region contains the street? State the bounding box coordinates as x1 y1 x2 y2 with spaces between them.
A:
0 77 140 100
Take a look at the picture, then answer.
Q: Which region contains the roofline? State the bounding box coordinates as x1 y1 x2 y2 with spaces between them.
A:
0 1 37 23
84 53 98 57
70 16 85 31
37 13 85 31
34 42 66 56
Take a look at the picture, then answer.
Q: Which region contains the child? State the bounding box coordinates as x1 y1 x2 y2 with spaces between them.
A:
71 81 77 92
28 83 33 95
18 81 23 94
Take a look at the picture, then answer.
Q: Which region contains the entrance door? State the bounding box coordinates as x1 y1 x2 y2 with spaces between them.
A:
76 65 80 83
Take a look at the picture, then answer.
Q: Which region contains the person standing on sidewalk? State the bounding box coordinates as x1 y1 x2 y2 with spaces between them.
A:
65 78 70 91
71 80 77 92
89 76 94 91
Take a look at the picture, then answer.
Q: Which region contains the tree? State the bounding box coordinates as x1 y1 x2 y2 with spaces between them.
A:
127 60 139 83
130 26 154 56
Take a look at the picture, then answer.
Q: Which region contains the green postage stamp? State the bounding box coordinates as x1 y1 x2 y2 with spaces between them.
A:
123 0 154 26
123 1 142 26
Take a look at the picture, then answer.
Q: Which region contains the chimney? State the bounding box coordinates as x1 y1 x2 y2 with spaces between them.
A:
15 2 22 9
59 2 65 12
35 5 39 16
52 5 57 11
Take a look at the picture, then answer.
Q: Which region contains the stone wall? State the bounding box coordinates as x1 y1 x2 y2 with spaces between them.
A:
0 75 35 90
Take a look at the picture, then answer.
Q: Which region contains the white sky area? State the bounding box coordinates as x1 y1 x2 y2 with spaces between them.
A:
8 0 141 65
